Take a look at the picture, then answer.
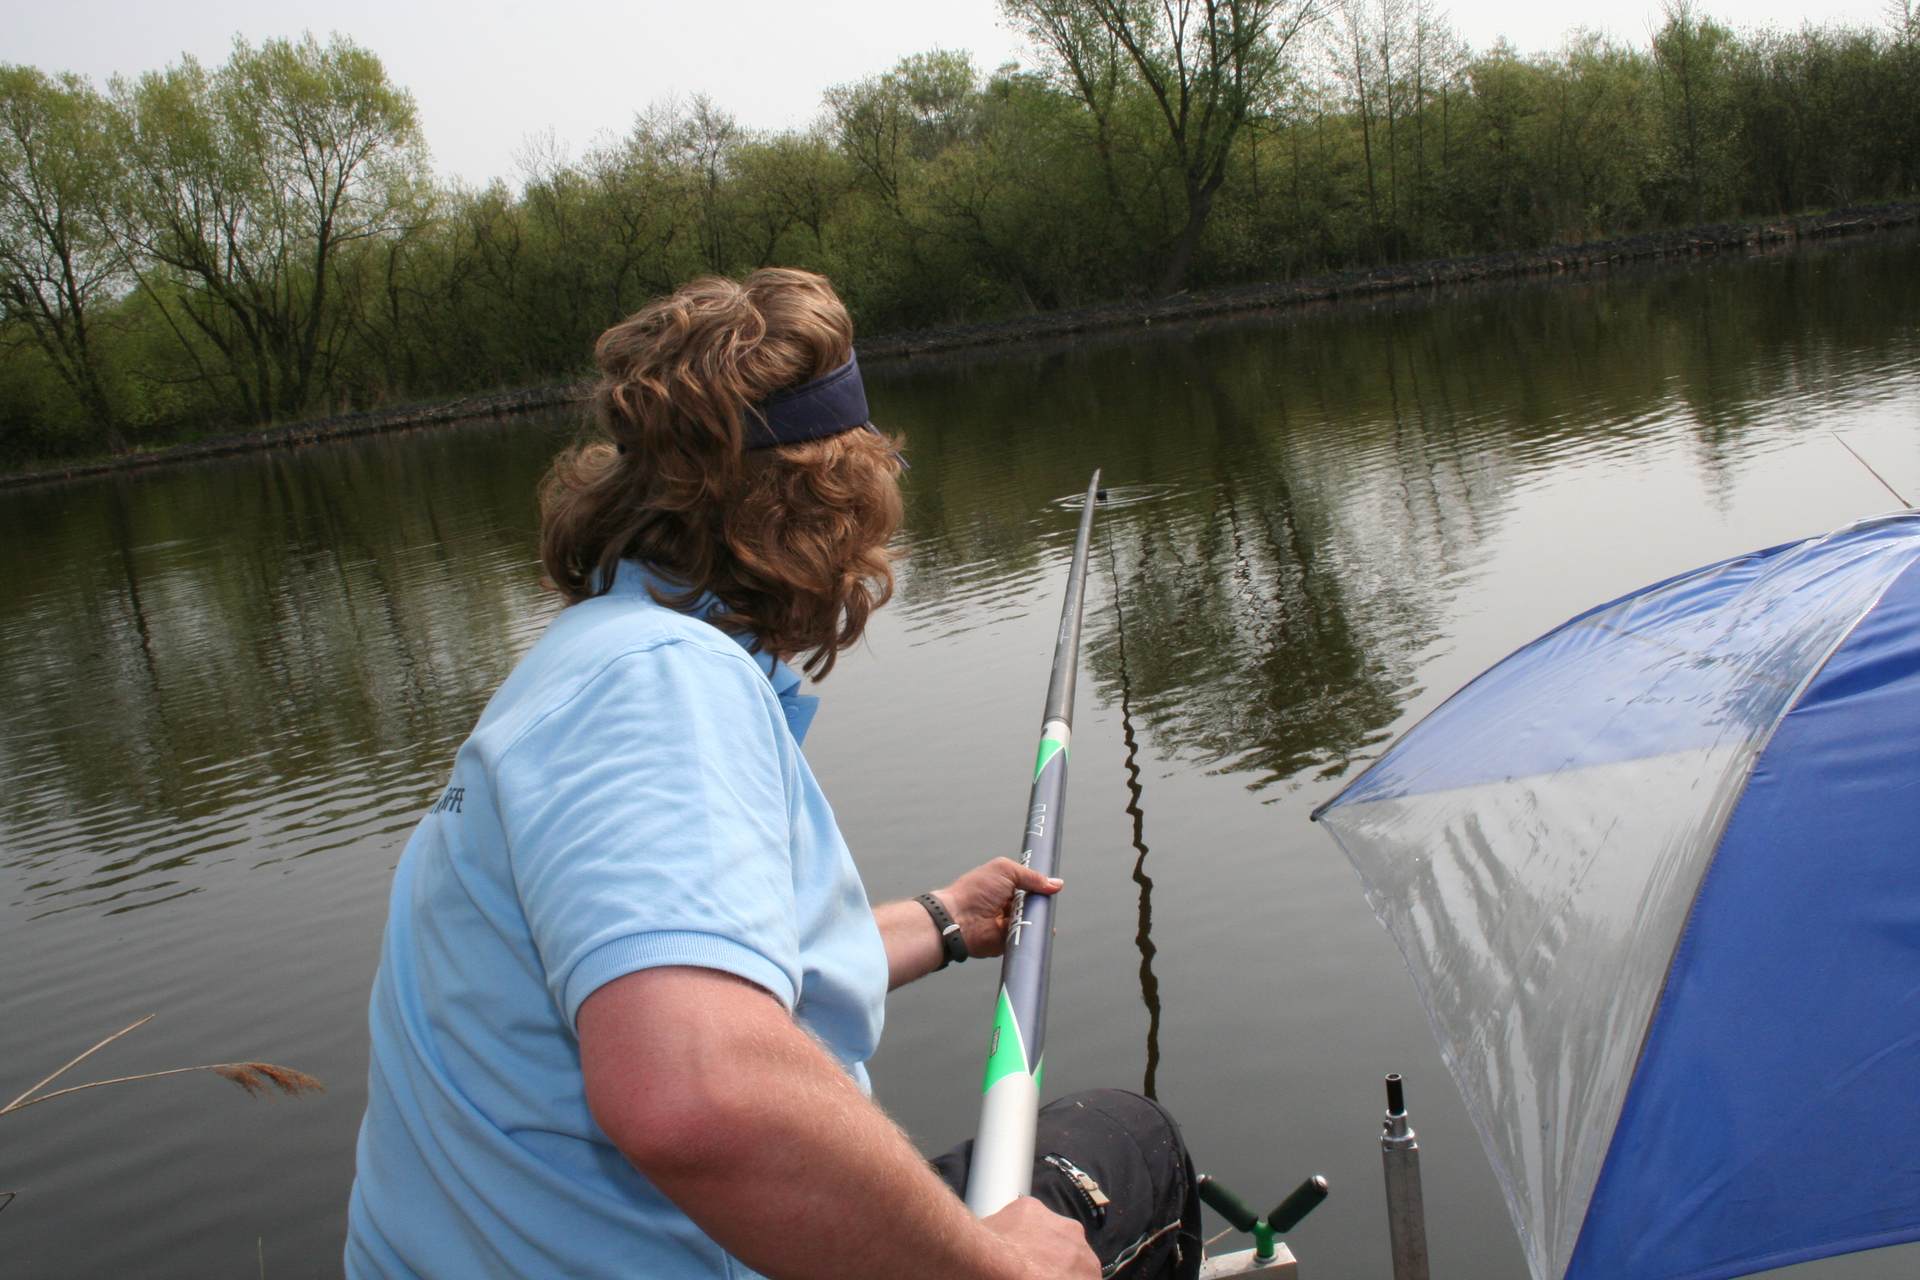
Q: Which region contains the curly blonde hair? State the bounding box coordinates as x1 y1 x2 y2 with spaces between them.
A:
538 269 903 679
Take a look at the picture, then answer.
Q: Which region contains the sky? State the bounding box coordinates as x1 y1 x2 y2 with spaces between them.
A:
12 0 1901 189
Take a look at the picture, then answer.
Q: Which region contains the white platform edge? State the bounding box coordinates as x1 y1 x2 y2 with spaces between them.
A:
1198 1242 1299 1278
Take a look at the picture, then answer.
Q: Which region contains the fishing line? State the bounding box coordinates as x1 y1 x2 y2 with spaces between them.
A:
1105 533 1163 1100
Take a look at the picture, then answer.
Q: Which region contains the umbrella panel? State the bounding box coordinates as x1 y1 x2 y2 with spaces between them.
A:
1335 747 1741 1274
1569 555 1920 1280
1317 514 1920 1280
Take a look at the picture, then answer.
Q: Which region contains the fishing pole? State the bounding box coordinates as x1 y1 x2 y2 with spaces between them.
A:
965 468 1103 1218
1830 431 1912 508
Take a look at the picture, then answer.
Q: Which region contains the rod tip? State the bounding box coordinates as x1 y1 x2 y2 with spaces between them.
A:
1385 1073 1406 1115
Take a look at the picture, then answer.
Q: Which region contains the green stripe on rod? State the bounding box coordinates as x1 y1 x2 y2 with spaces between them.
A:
981 988 1027 1092
965 469 1102 1218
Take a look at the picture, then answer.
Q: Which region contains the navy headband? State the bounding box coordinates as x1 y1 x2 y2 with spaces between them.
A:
744 352 870 449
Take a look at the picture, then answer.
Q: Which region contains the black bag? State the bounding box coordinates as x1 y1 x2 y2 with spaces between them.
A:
931 1089 1203 1280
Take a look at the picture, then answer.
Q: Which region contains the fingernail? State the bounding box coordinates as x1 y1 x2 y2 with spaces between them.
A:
1048 877 1064 887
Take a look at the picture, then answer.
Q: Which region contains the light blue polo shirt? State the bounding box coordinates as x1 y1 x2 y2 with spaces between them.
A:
346 562 887 1278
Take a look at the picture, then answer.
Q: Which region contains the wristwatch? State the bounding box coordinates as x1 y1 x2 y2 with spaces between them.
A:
915 892 969 969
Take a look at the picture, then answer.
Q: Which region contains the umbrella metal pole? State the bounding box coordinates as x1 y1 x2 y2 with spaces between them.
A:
1381 1074 1432 1280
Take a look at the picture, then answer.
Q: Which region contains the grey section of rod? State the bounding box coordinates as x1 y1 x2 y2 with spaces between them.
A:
1041 471 1102 730
966 469 1103 1216
1000 741 1069 1071
1382 1077 1432 1280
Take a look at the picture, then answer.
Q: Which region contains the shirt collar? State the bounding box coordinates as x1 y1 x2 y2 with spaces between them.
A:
606 560 821 744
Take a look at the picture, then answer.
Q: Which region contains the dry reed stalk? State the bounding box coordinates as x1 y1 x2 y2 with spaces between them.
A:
0 1015 323 1119
2 1014 155 1114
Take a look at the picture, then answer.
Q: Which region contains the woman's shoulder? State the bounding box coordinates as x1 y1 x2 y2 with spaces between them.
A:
477 592 775 753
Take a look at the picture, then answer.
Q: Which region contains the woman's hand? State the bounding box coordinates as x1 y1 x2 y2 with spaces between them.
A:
874 858 1064 988
934 856 1063 961
982 1196 1101 1280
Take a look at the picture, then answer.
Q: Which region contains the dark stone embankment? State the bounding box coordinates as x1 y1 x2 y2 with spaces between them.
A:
5 200 1914 491
0 384 585 492
859 201 1920 359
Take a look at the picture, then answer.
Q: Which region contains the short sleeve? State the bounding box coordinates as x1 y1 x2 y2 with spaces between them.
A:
490 639 801 1029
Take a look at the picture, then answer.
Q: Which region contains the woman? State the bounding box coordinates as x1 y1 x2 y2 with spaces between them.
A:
346 269 1198 1279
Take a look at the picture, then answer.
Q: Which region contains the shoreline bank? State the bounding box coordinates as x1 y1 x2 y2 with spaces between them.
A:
5 201 1915 492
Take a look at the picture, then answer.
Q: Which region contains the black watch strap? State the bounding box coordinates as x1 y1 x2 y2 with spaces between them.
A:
916 892 969 969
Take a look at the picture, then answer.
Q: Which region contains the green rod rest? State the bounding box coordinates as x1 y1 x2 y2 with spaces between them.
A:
1269 1175 1331 1233
1198 1170 1330 1264
1197 1175 1258 1233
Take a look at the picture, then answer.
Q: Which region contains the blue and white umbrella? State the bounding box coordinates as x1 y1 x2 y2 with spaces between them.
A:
1315 512 1920 1280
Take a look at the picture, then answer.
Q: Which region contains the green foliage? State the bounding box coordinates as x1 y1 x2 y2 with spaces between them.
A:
0 65 126 451
1 10 1915 466
112 34 428 427
1006 0 1320 292
1650 1 1738 222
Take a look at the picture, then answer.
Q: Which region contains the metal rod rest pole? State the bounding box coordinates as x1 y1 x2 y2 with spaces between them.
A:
1381 1073 1432 1280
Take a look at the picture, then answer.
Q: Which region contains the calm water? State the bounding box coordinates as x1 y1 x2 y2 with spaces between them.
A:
4 234 1918 1279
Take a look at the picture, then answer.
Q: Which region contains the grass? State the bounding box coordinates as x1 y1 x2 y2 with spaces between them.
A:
0 1013 323 1221
1 1014 323 1118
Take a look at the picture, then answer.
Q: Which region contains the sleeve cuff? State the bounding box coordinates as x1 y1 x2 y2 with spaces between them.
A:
561 930 799 1031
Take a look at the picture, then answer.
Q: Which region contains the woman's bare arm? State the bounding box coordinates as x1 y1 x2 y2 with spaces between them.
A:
578 966 1095 1280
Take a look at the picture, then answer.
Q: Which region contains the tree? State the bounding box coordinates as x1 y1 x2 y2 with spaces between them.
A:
1399 0 1458 240
1885 1 1918 195
825 75 909 211
1529 32 1648 238
583 127 689 306
515 131 614 365
1460 42 1544 245
1324 0 1388 252
643 95 743 272
1001 3 1131 203
729 130 851 265
1652 0 1737 222
1006 0 1320 294
114 34 427 421
0 66 126 446
826 50 985 212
